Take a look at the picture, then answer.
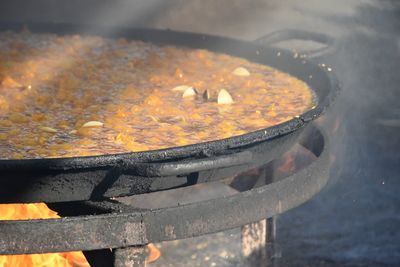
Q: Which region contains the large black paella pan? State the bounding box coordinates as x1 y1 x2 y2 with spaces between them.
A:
0 23 339 203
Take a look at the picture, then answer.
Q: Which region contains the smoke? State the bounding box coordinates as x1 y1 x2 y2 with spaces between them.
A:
0 0 174 34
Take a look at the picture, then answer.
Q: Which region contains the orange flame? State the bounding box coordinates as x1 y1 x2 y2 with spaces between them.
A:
0 203 90 267
147 243 161 263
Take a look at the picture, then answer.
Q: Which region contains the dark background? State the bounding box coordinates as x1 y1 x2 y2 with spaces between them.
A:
0 0 399 266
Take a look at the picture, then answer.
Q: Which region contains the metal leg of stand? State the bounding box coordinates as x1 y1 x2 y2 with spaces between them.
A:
241 217 277 267
266 216 278 267
114 246 147 267
241 219 267 267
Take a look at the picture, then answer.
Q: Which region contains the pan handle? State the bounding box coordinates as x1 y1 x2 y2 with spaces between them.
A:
122 150 253 177
255 29 335 59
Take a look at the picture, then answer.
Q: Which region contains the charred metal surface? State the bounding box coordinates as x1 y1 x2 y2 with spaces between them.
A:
117 181 237 210
0 125 329 255
0 213 147 254
48 199 140 217
0 129 301 203
133 150 253 177
114 246 147 267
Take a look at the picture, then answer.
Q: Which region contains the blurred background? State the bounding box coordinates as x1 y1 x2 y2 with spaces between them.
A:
0 0 399 266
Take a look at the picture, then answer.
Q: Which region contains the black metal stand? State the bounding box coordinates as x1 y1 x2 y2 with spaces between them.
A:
241 217 278 267
241 161 278 267
241 219 268 266
0 125 328 267
110 218 277 267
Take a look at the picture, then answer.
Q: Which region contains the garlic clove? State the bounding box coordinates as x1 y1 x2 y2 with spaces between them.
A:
82 121 104 128
172 85 191 92
182 87 198 98
40 126 57 133
232 67 250 77
217 89 233 104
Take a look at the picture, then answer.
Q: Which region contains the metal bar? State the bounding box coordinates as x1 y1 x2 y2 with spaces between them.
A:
132 151 253 177
240 163 273 267
0 213 148 254
265 217 278 267
114 246 147 267
240 217 278 267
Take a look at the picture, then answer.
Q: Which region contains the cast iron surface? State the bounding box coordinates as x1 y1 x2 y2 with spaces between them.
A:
0 124 329 255
0 129 301 203
0 23 339 202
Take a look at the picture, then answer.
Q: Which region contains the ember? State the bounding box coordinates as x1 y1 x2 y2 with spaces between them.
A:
0 203 90 267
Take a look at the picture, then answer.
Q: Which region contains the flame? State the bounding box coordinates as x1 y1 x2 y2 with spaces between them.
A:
0 203 90 267
147 243 161 263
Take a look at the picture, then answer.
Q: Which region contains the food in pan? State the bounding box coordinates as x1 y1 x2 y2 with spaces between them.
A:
0 30 315 159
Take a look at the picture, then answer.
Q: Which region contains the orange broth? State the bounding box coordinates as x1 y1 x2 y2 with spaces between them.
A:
0 31 315 159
